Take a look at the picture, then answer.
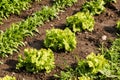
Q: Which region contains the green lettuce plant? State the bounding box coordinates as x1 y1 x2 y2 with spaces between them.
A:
53 0 77 9
86 52 110 74
78 76 92 80
16 48 55 73
82 0 105 15
66 12 94 32
0 75 16 80
44 28 76 52
58 52 114 80
75 52 111 79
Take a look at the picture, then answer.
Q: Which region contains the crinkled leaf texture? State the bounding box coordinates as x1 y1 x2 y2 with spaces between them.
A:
86 52 110 74
66 12 94 32
44 28 76 52
82 0 105 15
0 75 16 80
16 48 55 73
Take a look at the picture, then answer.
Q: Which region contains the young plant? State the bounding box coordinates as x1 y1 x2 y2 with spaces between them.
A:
78 76 92 80
0 20 38 57
44 28 76 52
66 12 94 32
82 0 105 15
75 52 111 79
116 20 120 30
86 53 110 74
53 0 77 9
0 0 35 24
58 52 114 80
105 38 120 79
0 75 16 80
16 48 55 73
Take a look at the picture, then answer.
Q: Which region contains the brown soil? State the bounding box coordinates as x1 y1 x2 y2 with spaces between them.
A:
0 0 120 80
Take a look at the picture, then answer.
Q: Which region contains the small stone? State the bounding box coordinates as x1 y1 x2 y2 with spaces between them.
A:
23 78 25 80
12 72 15 75
102 35 107 40
24 41 27 44
50 24 53 27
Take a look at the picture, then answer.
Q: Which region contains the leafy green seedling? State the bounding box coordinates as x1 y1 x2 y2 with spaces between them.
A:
16 48 55 73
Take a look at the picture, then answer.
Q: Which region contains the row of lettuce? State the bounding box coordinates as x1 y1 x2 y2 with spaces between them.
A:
0 0 115 57
1 24 120 79
0 0 41 24
0 0 119 80
0 0 77 79
15 20 120 80
0 0 77 57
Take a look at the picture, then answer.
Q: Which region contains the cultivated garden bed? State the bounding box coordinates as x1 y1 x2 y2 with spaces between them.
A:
0 0 120 80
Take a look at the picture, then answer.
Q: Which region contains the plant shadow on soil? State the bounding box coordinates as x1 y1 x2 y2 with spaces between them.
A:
28 39 44 50
4 59 18 72
4 59 49 77
28 39 66 53
54 24 66 30
104 25 117 35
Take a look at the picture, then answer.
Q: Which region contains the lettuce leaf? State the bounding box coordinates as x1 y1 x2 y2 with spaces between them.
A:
16 48 55 73
44 28 76 51
66 12 94 32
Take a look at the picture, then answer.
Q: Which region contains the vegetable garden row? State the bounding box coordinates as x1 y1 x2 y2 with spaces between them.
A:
0 0 120 80
0 0 41 24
